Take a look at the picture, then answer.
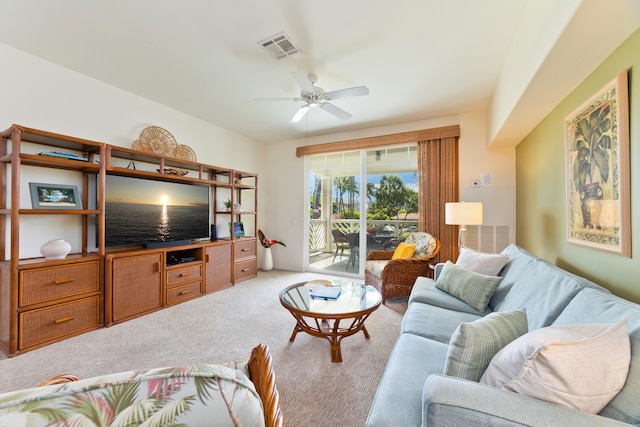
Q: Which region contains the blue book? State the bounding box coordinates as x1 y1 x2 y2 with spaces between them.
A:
39 151 89 162
310 285 341 300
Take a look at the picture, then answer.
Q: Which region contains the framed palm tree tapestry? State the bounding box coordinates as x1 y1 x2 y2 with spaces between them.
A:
564 69 630 257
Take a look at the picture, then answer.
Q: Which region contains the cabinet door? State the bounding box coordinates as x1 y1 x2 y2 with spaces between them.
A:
205 244 232 293
111 253 163 322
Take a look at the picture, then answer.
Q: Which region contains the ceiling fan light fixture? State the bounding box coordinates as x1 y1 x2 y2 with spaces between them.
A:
258 32 300 59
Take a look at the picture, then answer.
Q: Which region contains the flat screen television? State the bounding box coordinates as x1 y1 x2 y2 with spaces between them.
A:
104 174 210 249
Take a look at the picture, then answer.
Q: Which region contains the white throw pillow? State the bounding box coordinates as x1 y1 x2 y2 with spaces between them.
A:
456 247 510 276
480 317 630 414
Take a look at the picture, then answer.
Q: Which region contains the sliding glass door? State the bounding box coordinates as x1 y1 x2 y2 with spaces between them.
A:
306 145 417 277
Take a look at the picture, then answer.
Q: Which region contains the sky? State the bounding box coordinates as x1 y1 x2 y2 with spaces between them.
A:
106 175 209 206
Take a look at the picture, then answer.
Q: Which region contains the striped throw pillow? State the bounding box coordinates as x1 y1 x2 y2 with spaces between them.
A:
435 261 502 312
444 309 528 382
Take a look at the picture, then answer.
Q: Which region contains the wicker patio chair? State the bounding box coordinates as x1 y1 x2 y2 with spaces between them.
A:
331 229 350 262
365 232 441 303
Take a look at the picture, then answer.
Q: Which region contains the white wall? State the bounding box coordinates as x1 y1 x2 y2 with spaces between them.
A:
265 112 516 271
0 42 516 268
0 42 267 258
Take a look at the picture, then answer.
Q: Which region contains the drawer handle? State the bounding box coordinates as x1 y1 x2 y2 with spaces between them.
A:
242 268 250 272
54 316 74 324
179 290 192 295
180 272 191 277
54 279 74 285
241 248 249 252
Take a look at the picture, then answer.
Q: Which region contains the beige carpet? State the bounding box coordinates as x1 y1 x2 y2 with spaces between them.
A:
0 270 407 427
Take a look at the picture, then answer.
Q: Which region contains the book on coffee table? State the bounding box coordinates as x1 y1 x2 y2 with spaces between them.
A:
310 285 341 300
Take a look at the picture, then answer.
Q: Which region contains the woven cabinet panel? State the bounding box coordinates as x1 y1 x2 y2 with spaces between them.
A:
20 261 100 307
205 244 232 293
19 296 100 349
112 253 163 322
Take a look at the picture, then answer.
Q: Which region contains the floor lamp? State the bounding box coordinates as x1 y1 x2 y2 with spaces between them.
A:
445 202 483 253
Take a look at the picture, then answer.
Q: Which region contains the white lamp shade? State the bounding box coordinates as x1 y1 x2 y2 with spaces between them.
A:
445 202 483 225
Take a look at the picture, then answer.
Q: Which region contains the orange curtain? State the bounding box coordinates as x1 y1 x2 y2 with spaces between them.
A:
417 136 459 263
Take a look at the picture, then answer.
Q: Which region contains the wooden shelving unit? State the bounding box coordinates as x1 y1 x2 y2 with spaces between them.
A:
0 125 106 357
0 124 259 356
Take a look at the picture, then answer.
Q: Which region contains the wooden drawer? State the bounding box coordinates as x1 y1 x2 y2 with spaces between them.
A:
19 296 100 350
234 239 256 260
166 281 202 305
235 259 257 282
20 261 100 307
166 263 203 287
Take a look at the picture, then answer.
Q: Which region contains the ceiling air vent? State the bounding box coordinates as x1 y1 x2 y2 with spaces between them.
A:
258 32 300 59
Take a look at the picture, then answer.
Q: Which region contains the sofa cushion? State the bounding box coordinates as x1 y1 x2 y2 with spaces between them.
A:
409 276 492 315
491 246 608 330
481 317 630 414
0 364 265 426
552 288 640 424
444 309 528 382
401 301 483 343
435 261 502 312
490 245 610 322
392 242 416 259
456 247 510 276
365 333 449 427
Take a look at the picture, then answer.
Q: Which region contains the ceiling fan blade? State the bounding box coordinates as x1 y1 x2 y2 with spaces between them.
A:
292 71 315 93
255 97 302 102
291 105 310 123
324 85 369 101
320 103 352 120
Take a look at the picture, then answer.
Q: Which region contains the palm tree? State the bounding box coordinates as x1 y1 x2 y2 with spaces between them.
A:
571 103 611 193
345 176 359 216
570 102 612 226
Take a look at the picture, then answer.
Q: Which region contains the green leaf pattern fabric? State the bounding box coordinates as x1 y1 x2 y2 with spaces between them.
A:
404 232 436 258
0 364 265 426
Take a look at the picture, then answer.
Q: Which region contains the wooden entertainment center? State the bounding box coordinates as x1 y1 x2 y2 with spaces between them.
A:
0 125 258 357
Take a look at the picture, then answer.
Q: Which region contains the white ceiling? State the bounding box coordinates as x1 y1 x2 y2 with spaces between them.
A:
0 1 638 144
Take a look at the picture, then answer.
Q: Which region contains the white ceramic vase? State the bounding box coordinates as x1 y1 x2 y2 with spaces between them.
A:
40 239 71 260
262 247 273 271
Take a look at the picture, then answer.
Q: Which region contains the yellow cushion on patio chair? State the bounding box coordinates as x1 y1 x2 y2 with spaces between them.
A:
392 242 416 259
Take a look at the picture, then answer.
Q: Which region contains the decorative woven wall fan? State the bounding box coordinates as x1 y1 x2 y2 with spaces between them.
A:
131 126 197 161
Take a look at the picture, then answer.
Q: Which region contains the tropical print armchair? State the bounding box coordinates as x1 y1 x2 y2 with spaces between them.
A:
0 343 282 427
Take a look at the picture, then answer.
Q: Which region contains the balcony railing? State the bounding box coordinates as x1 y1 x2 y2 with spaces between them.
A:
309 218 419 256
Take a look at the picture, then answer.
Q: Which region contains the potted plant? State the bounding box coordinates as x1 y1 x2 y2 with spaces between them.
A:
570 103 611 228
258 229 285 271
223 199 232 211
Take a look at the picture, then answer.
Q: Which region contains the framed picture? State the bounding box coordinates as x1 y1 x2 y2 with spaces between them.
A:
230 221 245 237
29 183 82 210
564 70 630 257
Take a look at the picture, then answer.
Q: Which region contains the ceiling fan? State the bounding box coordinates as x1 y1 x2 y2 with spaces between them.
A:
258 72 369 123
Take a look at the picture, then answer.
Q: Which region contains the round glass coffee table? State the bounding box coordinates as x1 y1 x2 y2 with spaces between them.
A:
280 279 382 362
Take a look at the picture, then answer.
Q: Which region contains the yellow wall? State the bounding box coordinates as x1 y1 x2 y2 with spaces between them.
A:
516 27 640 302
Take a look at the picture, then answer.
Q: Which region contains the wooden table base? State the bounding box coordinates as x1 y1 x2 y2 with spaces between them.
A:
287 312 375 362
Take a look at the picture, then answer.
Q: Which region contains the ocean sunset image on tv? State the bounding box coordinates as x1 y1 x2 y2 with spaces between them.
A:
105 175 210 248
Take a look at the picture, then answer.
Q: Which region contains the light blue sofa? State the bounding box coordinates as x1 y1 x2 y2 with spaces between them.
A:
366 244 640 426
